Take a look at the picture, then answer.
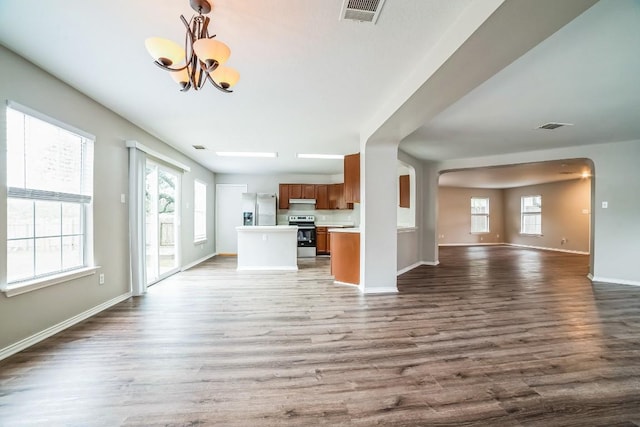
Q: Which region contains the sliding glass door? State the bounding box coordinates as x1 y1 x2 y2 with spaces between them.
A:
145 160 180 285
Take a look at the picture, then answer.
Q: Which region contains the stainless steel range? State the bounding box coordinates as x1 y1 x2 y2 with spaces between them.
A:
288 215 316 257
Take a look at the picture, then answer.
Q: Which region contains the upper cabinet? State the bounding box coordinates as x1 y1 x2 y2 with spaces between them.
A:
279 183 353 210
315 184 329 210
344 153 360 204
278 184 290 209
399 174 410 208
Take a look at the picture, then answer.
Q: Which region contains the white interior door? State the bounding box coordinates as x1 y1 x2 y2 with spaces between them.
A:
215 184 247 255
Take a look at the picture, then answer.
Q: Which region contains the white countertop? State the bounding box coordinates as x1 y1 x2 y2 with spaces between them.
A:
316 224 355 228
236 225 297 231
328 227 360 233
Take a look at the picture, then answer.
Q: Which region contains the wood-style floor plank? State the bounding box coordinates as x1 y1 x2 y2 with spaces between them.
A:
1 246 640 426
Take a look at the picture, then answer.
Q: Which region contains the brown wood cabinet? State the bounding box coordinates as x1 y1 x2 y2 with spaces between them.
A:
399 174 410 208
316 226 329 254
328 183 352 210
330 231 359 285
344 153 360 203
278 184 289 209
302 184 315 199
279 183 353 211
289 184 302 199
315 185 329 210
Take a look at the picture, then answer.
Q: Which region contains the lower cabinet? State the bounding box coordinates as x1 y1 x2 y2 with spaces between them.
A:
316 227 329 254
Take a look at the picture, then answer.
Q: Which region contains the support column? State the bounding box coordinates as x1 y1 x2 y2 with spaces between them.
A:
360 141 399 294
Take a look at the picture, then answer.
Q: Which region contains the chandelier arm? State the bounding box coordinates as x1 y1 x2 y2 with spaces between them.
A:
153 61 189 72
206 73 233 93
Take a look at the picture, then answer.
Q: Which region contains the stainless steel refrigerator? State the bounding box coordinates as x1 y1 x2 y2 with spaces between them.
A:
241 193 276 226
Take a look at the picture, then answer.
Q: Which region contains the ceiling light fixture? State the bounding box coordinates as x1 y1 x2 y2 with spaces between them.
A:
216 152 278 158
296 154 345 160
144 0 239 93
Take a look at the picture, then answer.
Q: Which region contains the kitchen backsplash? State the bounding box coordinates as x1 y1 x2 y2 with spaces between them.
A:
277 204 360 226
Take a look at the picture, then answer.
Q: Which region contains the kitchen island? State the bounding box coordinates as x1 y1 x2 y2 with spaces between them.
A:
236 226 298 271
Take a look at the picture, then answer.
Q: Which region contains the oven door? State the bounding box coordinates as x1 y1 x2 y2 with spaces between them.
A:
296 226 316 247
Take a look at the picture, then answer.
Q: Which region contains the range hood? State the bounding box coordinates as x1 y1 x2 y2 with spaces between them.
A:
289 198 316 205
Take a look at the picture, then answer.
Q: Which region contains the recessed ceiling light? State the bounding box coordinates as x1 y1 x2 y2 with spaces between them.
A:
296 153 344 160
215 151 278 158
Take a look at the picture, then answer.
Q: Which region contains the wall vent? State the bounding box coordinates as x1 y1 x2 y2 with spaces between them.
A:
537 122 573 130
340 0 387 24
192 145 206 150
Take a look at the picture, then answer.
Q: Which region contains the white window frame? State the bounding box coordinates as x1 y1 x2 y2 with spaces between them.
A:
193 180 207 243
470 197 490 234
3 101 96 296
521 195 542 235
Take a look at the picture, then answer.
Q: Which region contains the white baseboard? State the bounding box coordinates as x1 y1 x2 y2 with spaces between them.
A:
236 266 298 271
588 274 640 287
0 292 132 362
506 243 589 255
181 253 216 271
397 260 440 276
439 243 503 247
362 286 398 295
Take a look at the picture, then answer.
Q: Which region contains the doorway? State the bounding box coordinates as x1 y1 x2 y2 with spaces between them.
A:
215 184 247 255
145 160 180 285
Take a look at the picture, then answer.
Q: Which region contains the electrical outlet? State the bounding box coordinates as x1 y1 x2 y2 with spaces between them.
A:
120 194 126 204
99 274 105 285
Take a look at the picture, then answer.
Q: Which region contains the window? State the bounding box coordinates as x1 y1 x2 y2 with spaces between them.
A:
521 195 542 235
193 180 207 242
6 103 94 284
470 197 490 233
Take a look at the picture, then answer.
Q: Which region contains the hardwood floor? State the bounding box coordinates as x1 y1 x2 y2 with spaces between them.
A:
1 246 640 426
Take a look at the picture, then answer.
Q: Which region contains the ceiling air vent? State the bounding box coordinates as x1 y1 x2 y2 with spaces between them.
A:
340 0 387 24
537 122 573 130
192 145 206 150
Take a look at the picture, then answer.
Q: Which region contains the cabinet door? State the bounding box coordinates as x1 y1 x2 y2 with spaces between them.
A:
315 184 329 209
316 228 327 254
327 231 331 254
289 184 302 199
278 184 289 209
344 153 360 203
302 184 316 199
399 174 410 208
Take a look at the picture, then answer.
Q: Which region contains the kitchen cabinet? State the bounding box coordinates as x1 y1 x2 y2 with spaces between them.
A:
328 183 352 210
344 153 360 203
399 174 410 208
278 184 290 209
315 185 329 209
289 184 302 199
316 226 329 254
302 184 315 199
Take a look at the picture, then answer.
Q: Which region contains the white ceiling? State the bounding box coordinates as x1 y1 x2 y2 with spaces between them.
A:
439 159 592 189
1 1 638 183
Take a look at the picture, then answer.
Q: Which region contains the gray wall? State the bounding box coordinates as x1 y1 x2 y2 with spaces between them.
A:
0 45 215 351
504 179 591 253
438 187 505 245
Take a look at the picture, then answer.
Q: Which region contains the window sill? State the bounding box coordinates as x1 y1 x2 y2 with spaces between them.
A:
1 266 100 298
194 238 208 245
470 232 490 235
520 233 543 237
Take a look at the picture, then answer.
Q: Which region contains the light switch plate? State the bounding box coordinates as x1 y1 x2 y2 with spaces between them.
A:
602 201 608 208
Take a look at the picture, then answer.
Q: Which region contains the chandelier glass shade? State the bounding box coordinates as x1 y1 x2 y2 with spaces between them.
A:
144 0 239 92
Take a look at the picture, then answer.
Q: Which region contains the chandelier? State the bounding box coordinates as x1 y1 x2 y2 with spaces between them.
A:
144 0 239 93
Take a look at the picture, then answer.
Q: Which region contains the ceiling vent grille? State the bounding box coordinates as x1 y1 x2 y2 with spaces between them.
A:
192 145 206 150
537 122 573 130
340 0 387 24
